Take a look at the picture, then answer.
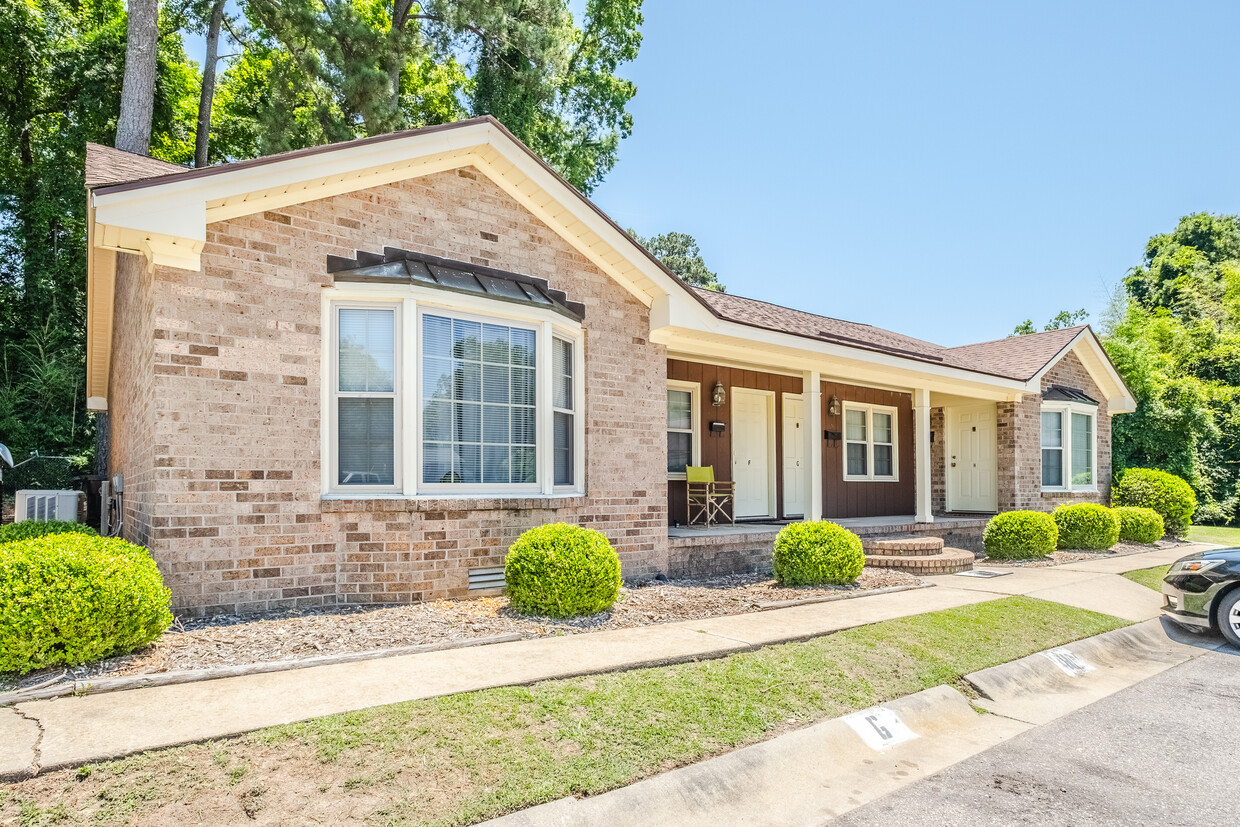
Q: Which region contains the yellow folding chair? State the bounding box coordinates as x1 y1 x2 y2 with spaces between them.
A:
686 465 735 526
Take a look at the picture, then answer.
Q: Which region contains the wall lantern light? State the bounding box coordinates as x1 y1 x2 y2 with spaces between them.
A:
711 381 726 407
828 395 842 417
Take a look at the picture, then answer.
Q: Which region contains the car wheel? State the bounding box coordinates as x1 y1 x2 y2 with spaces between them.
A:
1216 589 1240 649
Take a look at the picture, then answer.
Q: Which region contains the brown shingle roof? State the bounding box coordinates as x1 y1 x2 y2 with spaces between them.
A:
692 287 1087 382
85 142 186 189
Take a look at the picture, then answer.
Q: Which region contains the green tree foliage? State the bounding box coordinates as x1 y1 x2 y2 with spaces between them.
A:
0 0 199 467
630 230 725 291
216 0 643 193
1104 213 1240 524
1012 308 1088 336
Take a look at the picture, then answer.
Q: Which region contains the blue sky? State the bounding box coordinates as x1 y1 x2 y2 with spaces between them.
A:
187 1 1240 345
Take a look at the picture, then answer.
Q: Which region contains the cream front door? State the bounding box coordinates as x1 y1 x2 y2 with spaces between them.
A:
782 394 805 517
732 389 773 518
947 403 998 512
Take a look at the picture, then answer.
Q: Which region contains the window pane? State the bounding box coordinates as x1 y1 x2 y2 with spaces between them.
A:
845 409 867 442
847 442 867 476
512 447 537 483
554 339 573 410
1041 411 1062 448
483 445 510 484
455 443 481 484
338 308 394 392
422 443 453 484
422 400 451 442
1072 413 1093 486
668 431 692 474
512 367 536 406
452 319 481 361
338 398 394 485
453 361 481 402
482 324 510 364
423 357 453 400
483 405 509 444
554 411 574 485
453 402 481 444
667 389 693 430
872 412 893 445
1042 448 1063 487
422 315 452 358
511 406 536 445
482 364 509 404
510 328 536 366
874 444 893 477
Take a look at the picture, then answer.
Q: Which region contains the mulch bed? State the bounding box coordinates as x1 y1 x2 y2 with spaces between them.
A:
980 539 1184 568
0 567 920 694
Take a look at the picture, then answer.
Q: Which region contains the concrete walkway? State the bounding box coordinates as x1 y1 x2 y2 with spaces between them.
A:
0 544 1205 779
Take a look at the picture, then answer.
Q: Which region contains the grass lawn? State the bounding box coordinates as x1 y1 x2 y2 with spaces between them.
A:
1123 565 1171 592
2 596 1127 827
1187 525 1240 546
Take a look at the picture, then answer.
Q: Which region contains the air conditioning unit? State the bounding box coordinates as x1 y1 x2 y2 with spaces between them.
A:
15 490 83 523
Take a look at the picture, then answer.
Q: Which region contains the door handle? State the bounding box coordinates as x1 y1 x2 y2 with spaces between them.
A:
951 463 956 467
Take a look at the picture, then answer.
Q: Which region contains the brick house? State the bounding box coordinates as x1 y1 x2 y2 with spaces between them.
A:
83 117 1134 615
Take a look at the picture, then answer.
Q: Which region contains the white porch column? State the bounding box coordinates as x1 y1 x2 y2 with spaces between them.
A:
804 370 823 521
914 387 933 524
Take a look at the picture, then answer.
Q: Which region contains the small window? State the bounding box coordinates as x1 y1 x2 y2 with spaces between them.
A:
667 382 699 478
552 337 575 487
1041 403 1096 491
336 306 398 488
843 403 898 481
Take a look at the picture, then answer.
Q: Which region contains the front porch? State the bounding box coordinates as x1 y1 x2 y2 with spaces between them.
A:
666 514 989 579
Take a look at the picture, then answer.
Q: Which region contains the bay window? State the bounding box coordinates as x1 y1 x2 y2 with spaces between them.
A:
325 288 583 497
1041 402 1096 491
843 403 898 481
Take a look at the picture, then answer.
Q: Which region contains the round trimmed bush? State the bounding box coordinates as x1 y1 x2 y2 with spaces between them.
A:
1114 506 1165 544
983 511 1058 560
0 534 173 674
1053 503 1120 550
0 520 97 545
1112 468 1196 539
504 523 622 618
772 521 864 586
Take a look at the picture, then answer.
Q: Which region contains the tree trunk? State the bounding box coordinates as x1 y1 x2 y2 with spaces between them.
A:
193 0 226 167
115 0 158 154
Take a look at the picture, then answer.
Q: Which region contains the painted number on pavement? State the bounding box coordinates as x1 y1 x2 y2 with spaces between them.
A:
1041 647 1094 677
843 706 919 752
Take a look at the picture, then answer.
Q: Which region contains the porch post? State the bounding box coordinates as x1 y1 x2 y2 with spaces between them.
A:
914 387 933 524
804 370 823 521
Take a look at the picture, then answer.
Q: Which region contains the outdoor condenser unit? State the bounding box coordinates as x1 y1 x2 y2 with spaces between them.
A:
14 489 82 523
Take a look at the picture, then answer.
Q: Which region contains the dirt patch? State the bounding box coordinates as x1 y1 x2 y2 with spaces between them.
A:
1 568 920 693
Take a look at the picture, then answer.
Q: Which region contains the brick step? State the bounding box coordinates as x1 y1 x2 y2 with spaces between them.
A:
864 546 974 575
861 535 945 557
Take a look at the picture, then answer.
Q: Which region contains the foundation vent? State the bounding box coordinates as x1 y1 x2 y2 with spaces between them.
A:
468 566 506 591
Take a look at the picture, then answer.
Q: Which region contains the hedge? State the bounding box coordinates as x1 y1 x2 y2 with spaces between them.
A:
0 520 97 545
983 511 1058 559
504 523 622 618
0 533 173 674
1112 468 1196 539
1053 503 1120 550
772 521 865 586
1114 506 1165 544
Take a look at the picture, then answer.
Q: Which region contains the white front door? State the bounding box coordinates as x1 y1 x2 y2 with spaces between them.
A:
782 394 805 517
732 389 773 518
947 403 998 512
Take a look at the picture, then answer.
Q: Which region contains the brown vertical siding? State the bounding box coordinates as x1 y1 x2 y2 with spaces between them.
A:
666 359 802 525
820 381 915 518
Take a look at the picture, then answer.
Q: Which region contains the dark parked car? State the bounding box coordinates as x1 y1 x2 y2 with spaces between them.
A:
1161 547 1240 647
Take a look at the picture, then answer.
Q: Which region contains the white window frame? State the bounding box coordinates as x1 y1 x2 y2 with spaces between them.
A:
842 402 899 482
321 282 585 499
328 301 403 496
1040 402 1097 492
666 380 701 481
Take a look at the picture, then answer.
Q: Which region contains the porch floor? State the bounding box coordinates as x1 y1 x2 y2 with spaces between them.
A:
669 514 988 540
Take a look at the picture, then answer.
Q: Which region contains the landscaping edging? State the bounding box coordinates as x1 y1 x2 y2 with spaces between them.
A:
0 632 524 707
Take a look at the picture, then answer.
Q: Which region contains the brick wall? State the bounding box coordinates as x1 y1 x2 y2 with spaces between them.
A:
930 406 945 514
110 166 669 615
998 350 1113 512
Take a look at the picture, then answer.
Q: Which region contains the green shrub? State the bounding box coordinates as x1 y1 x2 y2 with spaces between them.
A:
983 511 1058 559
0 520 97 545
504 523 622 618
0 534 173 674
772 521 865 586
1053 503 1120 550
1112 468 1197 538
1114 506 1165 544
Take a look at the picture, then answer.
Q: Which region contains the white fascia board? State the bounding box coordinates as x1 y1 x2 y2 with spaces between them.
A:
656 324 1026 400
1027 330 1136 413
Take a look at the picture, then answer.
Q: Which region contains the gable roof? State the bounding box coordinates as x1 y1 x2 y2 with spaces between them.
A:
85 143 186 188
941 326 1088 381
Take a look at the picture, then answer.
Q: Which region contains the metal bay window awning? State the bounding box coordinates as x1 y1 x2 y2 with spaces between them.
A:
327 247 585 321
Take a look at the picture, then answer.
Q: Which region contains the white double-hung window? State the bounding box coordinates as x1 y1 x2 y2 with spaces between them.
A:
843 403 898 481
1041 401 1096 491
324 257 584 498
